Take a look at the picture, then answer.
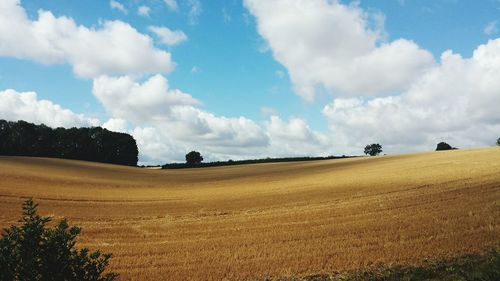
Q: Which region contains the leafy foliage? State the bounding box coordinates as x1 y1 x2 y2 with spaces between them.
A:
292 248 500 281
436 141 456 151
185 151 203 166
497 138 500 146
0 198 118 281
0 119 138 166
364 144 382 156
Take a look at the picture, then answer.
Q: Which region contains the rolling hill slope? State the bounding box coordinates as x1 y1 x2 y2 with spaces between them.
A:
1 148 499 280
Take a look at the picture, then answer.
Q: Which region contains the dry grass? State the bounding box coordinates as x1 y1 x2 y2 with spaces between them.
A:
0 147 499 280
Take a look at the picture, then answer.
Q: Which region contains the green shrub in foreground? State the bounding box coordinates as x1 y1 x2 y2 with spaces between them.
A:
287 247 500 281
0 198 117 281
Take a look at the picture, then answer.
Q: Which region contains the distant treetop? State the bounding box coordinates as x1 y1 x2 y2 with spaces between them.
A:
364 143 382 156
185 151 203 166
436 142 457 151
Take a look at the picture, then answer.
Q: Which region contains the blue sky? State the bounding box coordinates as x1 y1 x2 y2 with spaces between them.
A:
1 0 500 164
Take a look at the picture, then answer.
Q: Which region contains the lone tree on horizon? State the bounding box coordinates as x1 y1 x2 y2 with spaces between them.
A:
364 143 382 156
186 151 203 166
436 142 456 151
497 138 500 146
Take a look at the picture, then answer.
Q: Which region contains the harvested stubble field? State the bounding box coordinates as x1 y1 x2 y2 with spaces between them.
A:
0 148 499 280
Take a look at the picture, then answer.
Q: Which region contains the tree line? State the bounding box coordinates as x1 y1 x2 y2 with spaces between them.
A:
161 151 353 169
0 120 138 166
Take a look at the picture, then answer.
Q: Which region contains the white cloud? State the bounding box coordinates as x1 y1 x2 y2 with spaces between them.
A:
137 6 151 17
92 74 198 124
0 89 99 128
2 80 332 164
484 21 498 35
133 112 332 163
110 0 127 14
322 40 500 154
188 0 202 25
244 0 435 101
167 106 269 148
103 118 129 132
131 127 180 164
92 75 266 156
0 0 174 78
132 108 272 162
266 116 331 157
92 75 267 144
245 0 500 155
164 0 178 11
148 26 188 46
91 74 335 163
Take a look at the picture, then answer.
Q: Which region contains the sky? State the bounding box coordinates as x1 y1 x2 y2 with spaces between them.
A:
1 0 500 164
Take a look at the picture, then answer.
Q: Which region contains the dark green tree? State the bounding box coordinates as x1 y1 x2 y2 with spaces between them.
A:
0 120 11 155
0 198 117 281
364 143 382 156
185 151 203 166
436 142 453 151
0 120 138 166
497 138 500 146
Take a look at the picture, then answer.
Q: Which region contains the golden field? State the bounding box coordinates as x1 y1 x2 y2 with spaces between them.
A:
0 147 499 280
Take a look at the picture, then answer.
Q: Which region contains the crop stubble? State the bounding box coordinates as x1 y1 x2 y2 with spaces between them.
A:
0 147 499 280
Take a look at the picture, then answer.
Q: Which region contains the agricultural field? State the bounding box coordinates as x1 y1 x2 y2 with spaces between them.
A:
0 147 499 280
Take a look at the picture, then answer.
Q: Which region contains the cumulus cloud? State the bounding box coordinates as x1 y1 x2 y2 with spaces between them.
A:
102 118 129 132
322 39 500 154
245 0 500 154
1 80 332 164
137 6 151 17
0 0 174 78
92 74 198 124
131 126 181 164
129 114 332 164
92 75 264 161
266 116 331 157
244 0 435 100
92 77 263 148
110 0 127 14
91 74 336 163
148 26 188 46
129 109 272 163
0 89 99 128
